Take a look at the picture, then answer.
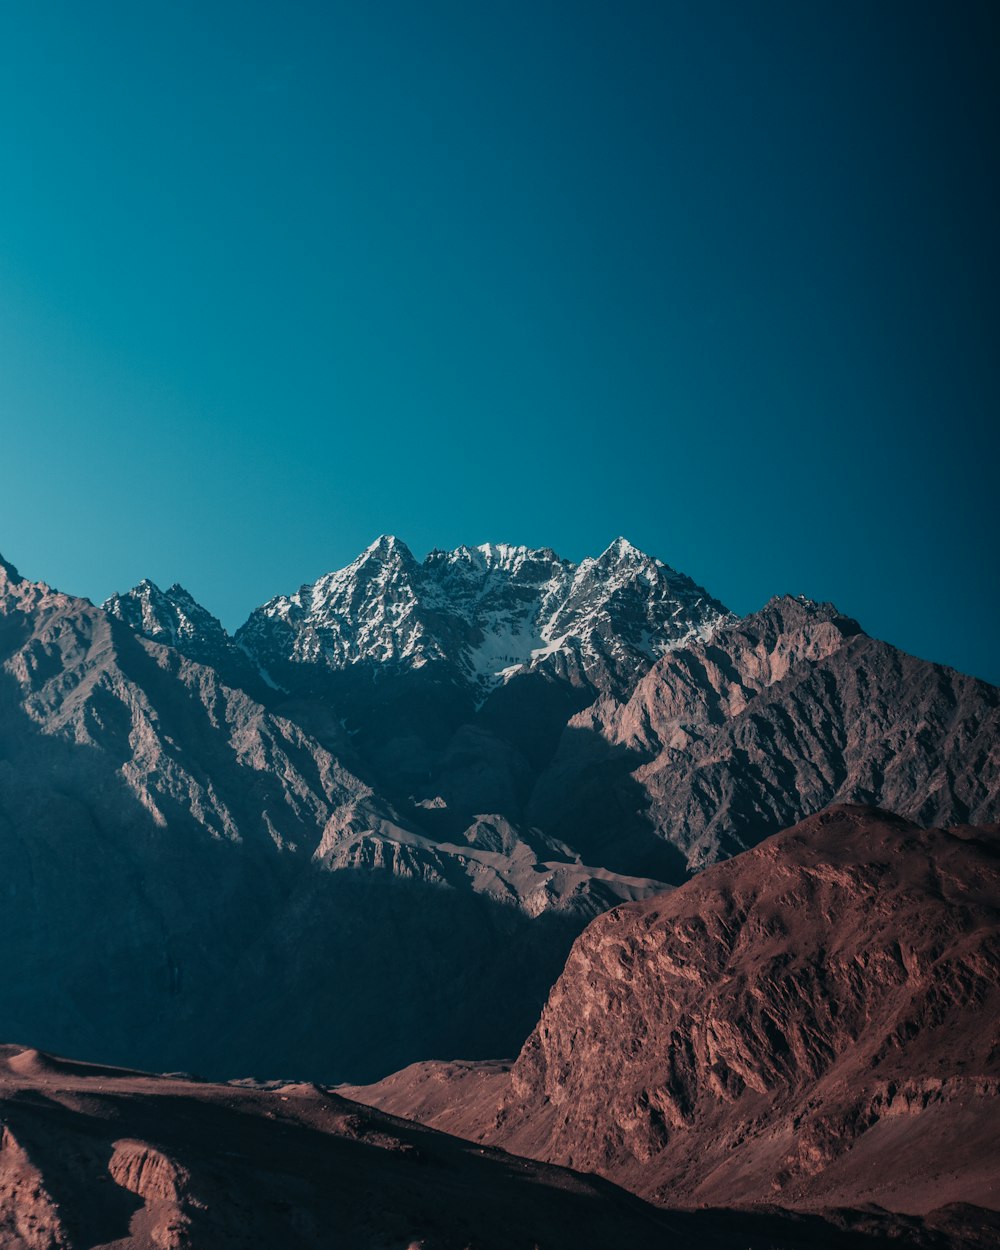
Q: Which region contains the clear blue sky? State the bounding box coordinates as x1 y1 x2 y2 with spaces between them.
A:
1 2 997 681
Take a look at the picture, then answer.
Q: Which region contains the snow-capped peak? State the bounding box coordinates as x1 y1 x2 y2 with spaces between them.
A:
360 534 415 562
602 536 648 561
237 538 734 697
104 580 230 654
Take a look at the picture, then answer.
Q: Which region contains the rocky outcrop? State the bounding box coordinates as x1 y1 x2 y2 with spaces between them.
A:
348 807 1000 1217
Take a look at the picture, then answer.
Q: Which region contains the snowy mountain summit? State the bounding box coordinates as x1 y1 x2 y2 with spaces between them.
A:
104 579 230 657
234 536 732 696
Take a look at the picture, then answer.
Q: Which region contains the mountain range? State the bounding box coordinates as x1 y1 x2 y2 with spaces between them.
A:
1 539 997 1084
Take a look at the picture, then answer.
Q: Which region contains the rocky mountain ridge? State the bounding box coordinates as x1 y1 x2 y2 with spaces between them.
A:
107 535 733 700
529 594 1000 875
102 540 1000 884
3 540 998 1085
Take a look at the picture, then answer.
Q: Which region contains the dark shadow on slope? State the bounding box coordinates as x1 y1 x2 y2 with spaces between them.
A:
0 655 604 1085
261 662 599 840
199 868 589 1085
525 720 692 883
0 665 287 1075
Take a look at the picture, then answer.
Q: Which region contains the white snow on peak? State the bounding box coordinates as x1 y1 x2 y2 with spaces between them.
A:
238 537 734 694
361 534 414 560
104 579 229 652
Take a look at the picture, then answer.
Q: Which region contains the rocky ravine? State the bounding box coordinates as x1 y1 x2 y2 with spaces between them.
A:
346 806 1000 1218
0 1044 995 1250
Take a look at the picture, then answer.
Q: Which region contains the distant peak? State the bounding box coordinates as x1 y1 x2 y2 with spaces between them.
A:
0 552 22 583
765 593 835 614
165 583 198 603
105 578 163 601
360 534 416 563
755 594 864 636
598 537 660 567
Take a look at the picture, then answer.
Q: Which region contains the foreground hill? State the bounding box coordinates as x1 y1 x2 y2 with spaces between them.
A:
0 1044 994 1250
346 806 1000 1217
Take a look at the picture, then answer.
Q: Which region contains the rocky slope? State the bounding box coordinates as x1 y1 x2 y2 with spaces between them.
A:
528 597 1000 877
0 1044 994 1250
0 554 662 1083
346 806 1000 1217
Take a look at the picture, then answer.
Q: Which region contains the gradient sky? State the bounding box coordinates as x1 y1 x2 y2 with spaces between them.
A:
0 1 997 681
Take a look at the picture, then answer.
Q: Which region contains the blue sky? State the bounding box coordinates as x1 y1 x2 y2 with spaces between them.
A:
1 1 997 681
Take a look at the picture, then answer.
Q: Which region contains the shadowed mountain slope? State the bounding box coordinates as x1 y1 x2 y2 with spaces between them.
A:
0 555 661 1083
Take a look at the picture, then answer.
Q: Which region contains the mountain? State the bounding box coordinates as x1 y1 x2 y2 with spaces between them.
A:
2 1046 990 1250
106 542 1000 886
346 806 1000 1217
104 578 232 661
109 538 734 843
527 595 1000 877
0 554 662 1084
103 577 269 694
235 535 732 699
4 539 999 1087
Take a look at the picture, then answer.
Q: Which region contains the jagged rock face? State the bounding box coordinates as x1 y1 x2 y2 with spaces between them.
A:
530 597 1000 876
234 535 732 699
0 556 665 1084
354 808 1000 1217
103 578 270 695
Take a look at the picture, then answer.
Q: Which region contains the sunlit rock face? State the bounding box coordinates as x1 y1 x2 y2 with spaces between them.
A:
347 806 1000 1220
